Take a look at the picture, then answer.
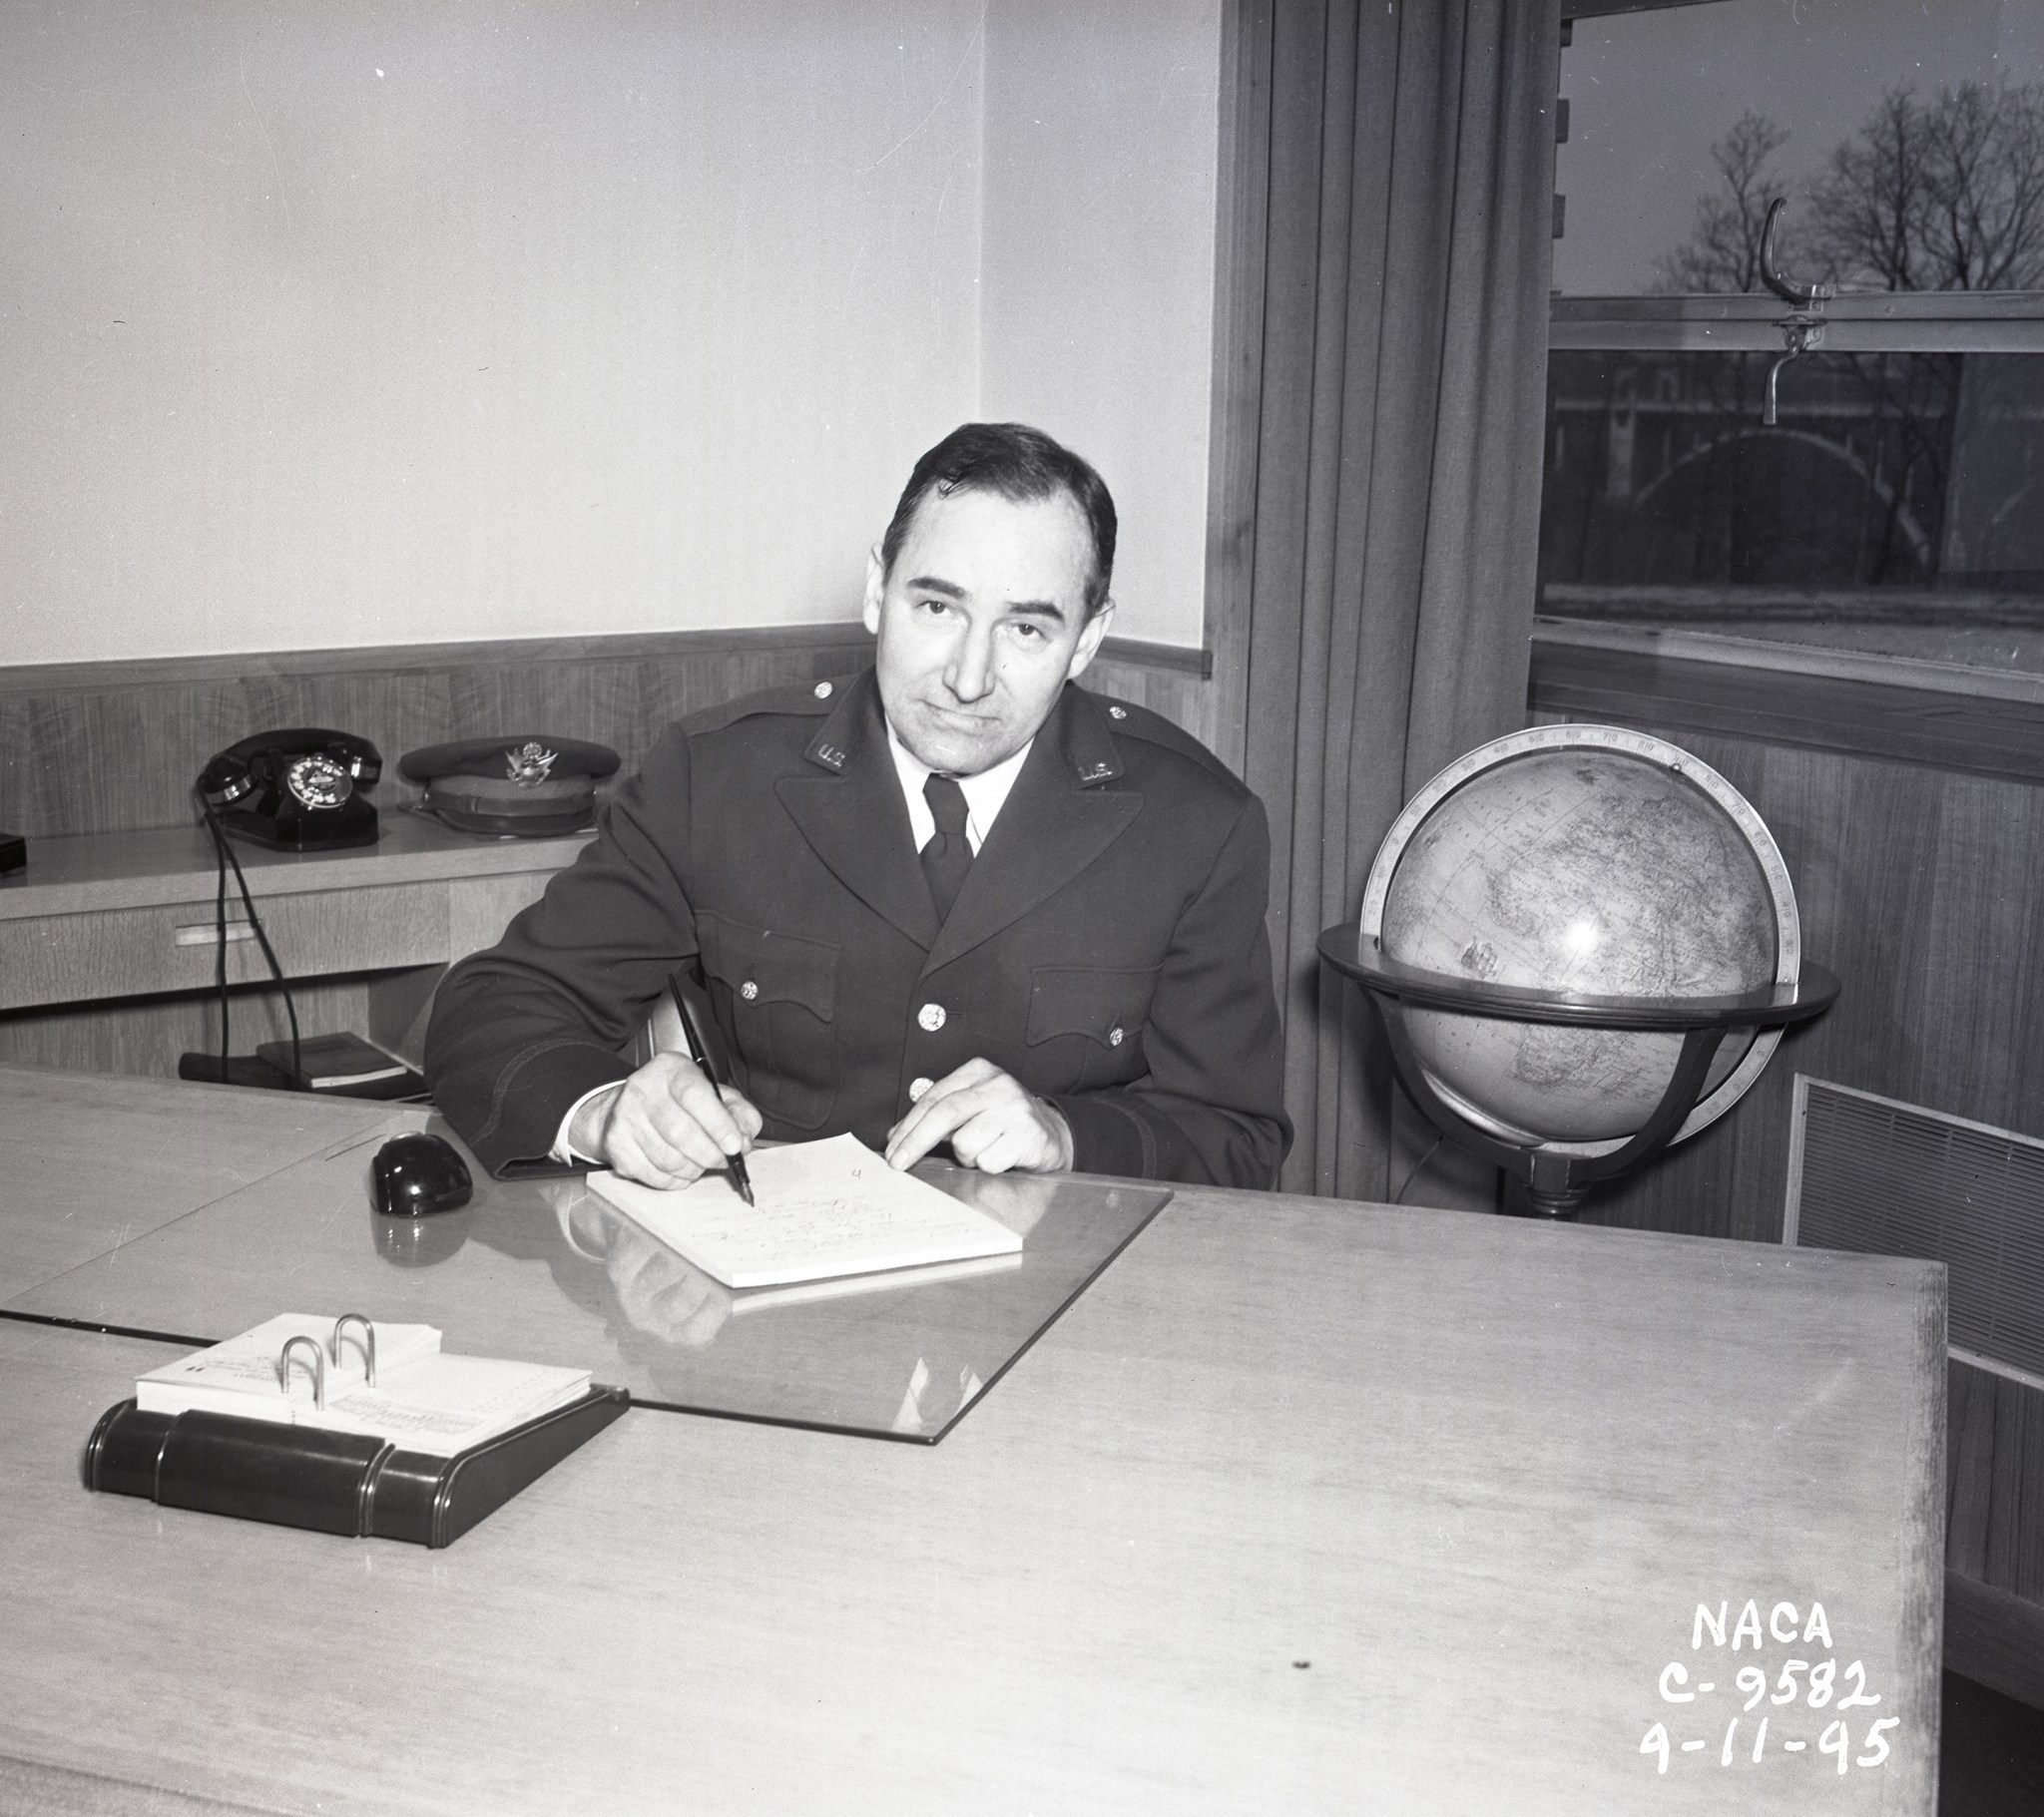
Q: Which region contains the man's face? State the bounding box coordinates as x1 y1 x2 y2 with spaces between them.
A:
862 487 1113 776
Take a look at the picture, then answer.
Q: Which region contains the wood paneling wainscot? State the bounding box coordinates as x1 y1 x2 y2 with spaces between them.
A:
0 627 1217 843
0 627 1220 1079
1526 727 2044 1248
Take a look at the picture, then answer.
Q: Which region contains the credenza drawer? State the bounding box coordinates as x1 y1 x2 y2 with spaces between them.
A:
0 871 554 1011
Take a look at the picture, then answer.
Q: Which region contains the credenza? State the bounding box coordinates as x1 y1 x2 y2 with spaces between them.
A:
0 815 588 1070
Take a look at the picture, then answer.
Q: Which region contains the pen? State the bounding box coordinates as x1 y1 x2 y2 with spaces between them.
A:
667 971 756 1206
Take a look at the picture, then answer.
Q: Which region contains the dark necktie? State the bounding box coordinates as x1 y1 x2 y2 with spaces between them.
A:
920 773 973 921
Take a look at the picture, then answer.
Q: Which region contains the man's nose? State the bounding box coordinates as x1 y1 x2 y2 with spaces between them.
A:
944 625 996 702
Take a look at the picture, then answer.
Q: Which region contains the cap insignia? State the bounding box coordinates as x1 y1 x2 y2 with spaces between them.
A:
505 741 559 787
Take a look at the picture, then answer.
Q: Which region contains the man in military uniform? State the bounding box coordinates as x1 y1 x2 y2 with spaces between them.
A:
424 423 1289 1189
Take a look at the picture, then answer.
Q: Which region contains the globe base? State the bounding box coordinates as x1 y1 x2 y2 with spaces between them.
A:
1390 1014 1735 1219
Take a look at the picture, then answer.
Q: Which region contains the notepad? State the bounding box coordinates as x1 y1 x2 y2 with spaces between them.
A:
135 1314 592 1458
730 1249 1024 1314
586 1134 1026 1289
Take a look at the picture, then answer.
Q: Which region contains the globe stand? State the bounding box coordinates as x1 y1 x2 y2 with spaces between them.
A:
1317 926 1839 1218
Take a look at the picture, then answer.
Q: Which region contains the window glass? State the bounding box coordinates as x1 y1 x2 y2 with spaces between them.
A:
1541 348 2044 674
1556 0 2044 298
1543 0 2044 678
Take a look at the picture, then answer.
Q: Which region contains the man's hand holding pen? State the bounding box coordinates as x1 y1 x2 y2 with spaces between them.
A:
667 971 756 1204
567 1053 762 1192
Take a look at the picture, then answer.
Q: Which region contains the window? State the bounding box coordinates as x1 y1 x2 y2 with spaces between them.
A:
1545 0 2044 682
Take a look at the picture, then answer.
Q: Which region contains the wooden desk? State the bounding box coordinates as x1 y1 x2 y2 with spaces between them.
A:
9 1078 1176 1443
0 1069 1945 1813
0 1069 394 1302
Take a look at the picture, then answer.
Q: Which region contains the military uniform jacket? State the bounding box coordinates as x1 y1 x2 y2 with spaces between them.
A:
424 670 1291 1188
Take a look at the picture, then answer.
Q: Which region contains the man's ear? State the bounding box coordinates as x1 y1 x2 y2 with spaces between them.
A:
861 545 885 637
1065 601 1114 681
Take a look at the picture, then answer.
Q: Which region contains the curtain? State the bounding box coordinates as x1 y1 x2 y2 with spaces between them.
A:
1232 0 1561 1199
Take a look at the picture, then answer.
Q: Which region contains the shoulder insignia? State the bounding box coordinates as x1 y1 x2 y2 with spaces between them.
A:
681 672 862 737
1081 686 1242 787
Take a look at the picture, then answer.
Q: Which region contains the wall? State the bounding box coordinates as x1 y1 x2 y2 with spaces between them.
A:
981 0 1223 647
0 625 1214 844
2 0 1223 669
1560 723 2044 1239
1523 634 2044 1243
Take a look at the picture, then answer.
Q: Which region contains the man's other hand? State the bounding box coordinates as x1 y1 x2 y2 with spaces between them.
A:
571 1052 763 1189
883 1058 1074 1174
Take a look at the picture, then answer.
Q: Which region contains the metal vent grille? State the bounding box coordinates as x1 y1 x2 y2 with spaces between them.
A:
1787 1076 2044 1387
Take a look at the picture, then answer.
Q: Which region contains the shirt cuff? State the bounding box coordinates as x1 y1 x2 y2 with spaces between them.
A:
552 1082 622 1166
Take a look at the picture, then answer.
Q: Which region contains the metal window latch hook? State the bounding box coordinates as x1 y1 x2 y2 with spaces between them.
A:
1759 199 1834 426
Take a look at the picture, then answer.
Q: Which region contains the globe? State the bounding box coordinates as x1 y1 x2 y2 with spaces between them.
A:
1359 725 1800 1155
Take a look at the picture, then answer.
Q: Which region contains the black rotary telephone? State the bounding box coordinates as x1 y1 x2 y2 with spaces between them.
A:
196 729 382 850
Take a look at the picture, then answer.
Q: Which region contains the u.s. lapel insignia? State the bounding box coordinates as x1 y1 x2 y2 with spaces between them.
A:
814 743 847 771
505 741 559 787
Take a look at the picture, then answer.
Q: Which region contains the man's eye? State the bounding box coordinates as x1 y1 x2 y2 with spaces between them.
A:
916 598 954 618
1007 621 1045 642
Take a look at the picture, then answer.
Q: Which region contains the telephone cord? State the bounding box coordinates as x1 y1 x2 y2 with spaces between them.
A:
200 802 302 1088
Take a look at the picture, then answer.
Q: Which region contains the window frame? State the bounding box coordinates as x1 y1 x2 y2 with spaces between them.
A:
1540 4 2044 774
1552 291 2044 354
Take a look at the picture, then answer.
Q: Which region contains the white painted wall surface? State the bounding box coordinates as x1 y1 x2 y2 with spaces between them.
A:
981 0 1222 648
1 1 1219 665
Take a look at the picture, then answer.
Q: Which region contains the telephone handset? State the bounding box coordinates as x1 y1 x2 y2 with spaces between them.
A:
197 729 382 850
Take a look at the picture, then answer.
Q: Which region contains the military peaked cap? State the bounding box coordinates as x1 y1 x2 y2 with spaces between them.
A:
399 735 621 837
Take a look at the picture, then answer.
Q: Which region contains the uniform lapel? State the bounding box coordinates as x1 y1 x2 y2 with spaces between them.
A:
924 684 1141 974
774 672 941 950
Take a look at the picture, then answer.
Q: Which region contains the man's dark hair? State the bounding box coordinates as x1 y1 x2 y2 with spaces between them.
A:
879 422 1117 618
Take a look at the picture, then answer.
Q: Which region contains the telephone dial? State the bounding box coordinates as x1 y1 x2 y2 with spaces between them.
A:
196 729 382 850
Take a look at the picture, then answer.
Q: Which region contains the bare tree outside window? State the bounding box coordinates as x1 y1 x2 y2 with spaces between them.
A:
1653 80 2044 298
1652 111 1791 295
1806 81 2044 294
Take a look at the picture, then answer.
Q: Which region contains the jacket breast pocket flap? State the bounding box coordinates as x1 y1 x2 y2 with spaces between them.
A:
1026 965 1160 1050
698 918 838 1023
697 917 838 1132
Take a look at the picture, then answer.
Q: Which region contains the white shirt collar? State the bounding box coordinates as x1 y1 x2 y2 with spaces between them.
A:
883 722 1033 854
